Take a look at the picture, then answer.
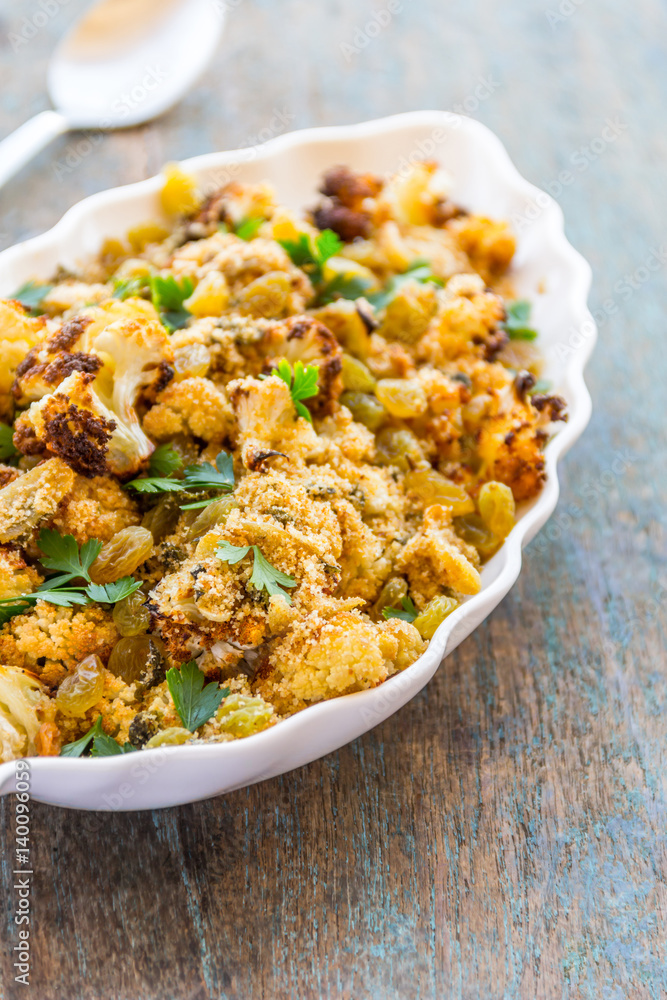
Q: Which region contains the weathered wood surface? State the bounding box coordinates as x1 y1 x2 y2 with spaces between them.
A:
1 0 666 997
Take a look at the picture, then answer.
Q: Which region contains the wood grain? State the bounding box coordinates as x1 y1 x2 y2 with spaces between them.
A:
1 0 666 996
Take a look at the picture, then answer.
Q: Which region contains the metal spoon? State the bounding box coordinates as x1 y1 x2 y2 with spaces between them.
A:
0 0 225 188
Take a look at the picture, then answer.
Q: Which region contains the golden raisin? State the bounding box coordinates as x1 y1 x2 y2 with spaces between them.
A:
89 526 154 583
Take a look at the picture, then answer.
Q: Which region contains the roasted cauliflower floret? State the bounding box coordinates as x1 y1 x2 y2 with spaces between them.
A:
12 315 99 405
228 374 318 471
143 376 233 443
0 546 43 599
263 608 421 706
418 273 506 364
261 315 343 418
396 504 481 606
0 299 48 418
0 458 75 544
446 214 516 282
51 473 141 543
0 666 54 761
0 602 119 681
148 552 266 665
15 311 174 478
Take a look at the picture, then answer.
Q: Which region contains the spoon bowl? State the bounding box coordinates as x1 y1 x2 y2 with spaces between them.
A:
0 0 225 186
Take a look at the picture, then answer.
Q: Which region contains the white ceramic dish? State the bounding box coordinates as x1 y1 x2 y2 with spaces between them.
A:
0 111 595 811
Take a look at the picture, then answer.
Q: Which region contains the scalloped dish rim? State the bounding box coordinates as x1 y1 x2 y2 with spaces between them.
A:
0 111 595 810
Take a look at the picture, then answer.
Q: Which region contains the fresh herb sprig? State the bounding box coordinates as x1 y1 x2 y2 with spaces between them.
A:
149 275 194 332
367 260 443 311
166 660 230 732
216 540 297 604
502 299 538 341
382 595 418 622
60 716 136 757
278 229 343 285
9 280 53 315
126 450 235 508
112 273 194 331
261 358 319 423
235 216 264 241
315 271 374 306
0 530 141 624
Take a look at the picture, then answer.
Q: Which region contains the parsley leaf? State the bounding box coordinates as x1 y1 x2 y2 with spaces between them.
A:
278 228 343 285
235 216 264 240
179 451 235 508
0 531 141 622
367 261 443 310
90 731 136 756
60 716 105 757
149 275 194 332
166 660 229 732
60 716 135 757
382 595 418 622
85 577 143 605
112 276 149 301
126 449 235 504
316 272 373 306
0 423 18 461
215 540 251 564
249 547 296 602
10 279 53 314
37 529 102 585
216 542 296 603
126 476 185 495
503 299 538 341
264 358 319 423
148 444 183 477
0 599 34 625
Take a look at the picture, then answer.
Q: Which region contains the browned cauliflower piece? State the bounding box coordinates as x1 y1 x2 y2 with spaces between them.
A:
447 214 516 282
417 274 506 365
12 315 100 406
312 165 383 242
395 504 481 606
143 376 233 442
228 374 318 471
0 602 119 681
0 458 75 544
148 551 267 666
51 473 141 543
0 545 43 599
15 310 173 478
261 315 343 418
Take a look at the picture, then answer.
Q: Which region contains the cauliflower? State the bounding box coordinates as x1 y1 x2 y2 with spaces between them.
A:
12 315 101 406
0 666 54 761
51 473 141 543
0 545 43 599
143 376 233 442
447 214 516 282
417 273 506 365
0 458 75 544
15 315 173 478
0 299 48 418
263 608 420 707
0 602 119 680
228 374 318 471
395 504 481 606
261 315 343 418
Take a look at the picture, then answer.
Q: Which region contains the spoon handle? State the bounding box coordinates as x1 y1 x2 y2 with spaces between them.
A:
0 111 69 189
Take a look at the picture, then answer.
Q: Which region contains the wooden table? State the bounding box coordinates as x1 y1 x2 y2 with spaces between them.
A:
1 1 666 996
